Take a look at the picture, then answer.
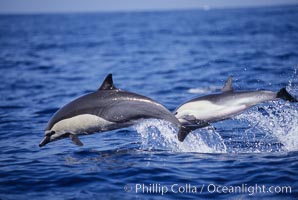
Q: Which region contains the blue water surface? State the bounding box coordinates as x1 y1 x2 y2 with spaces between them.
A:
0 5 298 200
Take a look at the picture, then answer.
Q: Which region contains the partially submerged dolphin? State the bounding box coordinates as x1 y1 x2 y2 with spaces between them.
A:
175 76 297 142
39 74 185 147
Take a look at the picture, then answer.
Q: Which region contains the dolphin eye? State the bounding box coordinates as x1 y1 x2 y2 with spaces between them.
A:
174 112 178 115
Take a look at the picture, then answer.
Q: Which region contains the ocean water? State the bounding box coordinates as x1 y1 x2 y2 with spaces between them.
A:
0 5 298 200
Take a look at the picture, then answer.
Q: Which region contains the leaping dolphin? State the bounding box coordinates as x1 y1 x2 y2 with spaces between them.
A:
175 76 297 142
39 74 186 147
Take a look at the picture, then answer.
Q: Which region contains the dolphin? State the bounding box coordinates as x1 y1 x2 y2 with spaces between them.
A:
39 74 186 147
175 76 297 142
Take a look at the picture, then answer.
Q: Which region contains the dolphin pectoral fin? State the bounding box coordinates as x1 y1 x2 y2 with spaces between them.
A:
182 115 197 122
182 115 210 127
69 134 84 146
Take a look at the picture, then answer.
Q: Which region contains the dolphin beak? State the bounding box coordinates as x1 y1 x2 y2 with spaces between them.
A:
39 136 50 147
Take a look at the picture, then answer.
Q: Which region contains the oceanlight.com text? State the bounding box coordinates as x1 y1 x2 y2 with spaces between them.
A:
124 183 292 196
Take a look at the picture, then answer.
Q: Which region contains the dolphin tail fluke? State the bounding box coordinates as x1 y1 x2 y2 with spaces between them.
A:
277 88 297 102
178 126 193 142
178 120 211 142
178 125 206 142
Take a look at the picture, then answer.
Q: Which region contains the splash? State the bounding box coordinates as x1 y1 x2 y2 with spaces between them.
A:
287 67 298 96
235 68 298 152
235 100 298 152
134 119 226 153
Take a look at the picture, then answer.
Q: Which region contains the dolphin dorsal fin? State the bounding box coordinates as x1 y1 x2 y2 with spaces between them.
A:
98 74 117 90
222 76 233 92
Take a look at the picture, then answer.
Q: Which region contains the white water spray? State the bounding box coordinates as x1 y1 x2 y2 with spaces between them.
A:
134 119 226 153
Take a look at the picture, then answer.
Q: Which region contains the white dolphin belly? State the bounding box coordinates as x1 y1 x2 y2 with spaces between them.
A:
51 114 115 139
176 100 247 122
